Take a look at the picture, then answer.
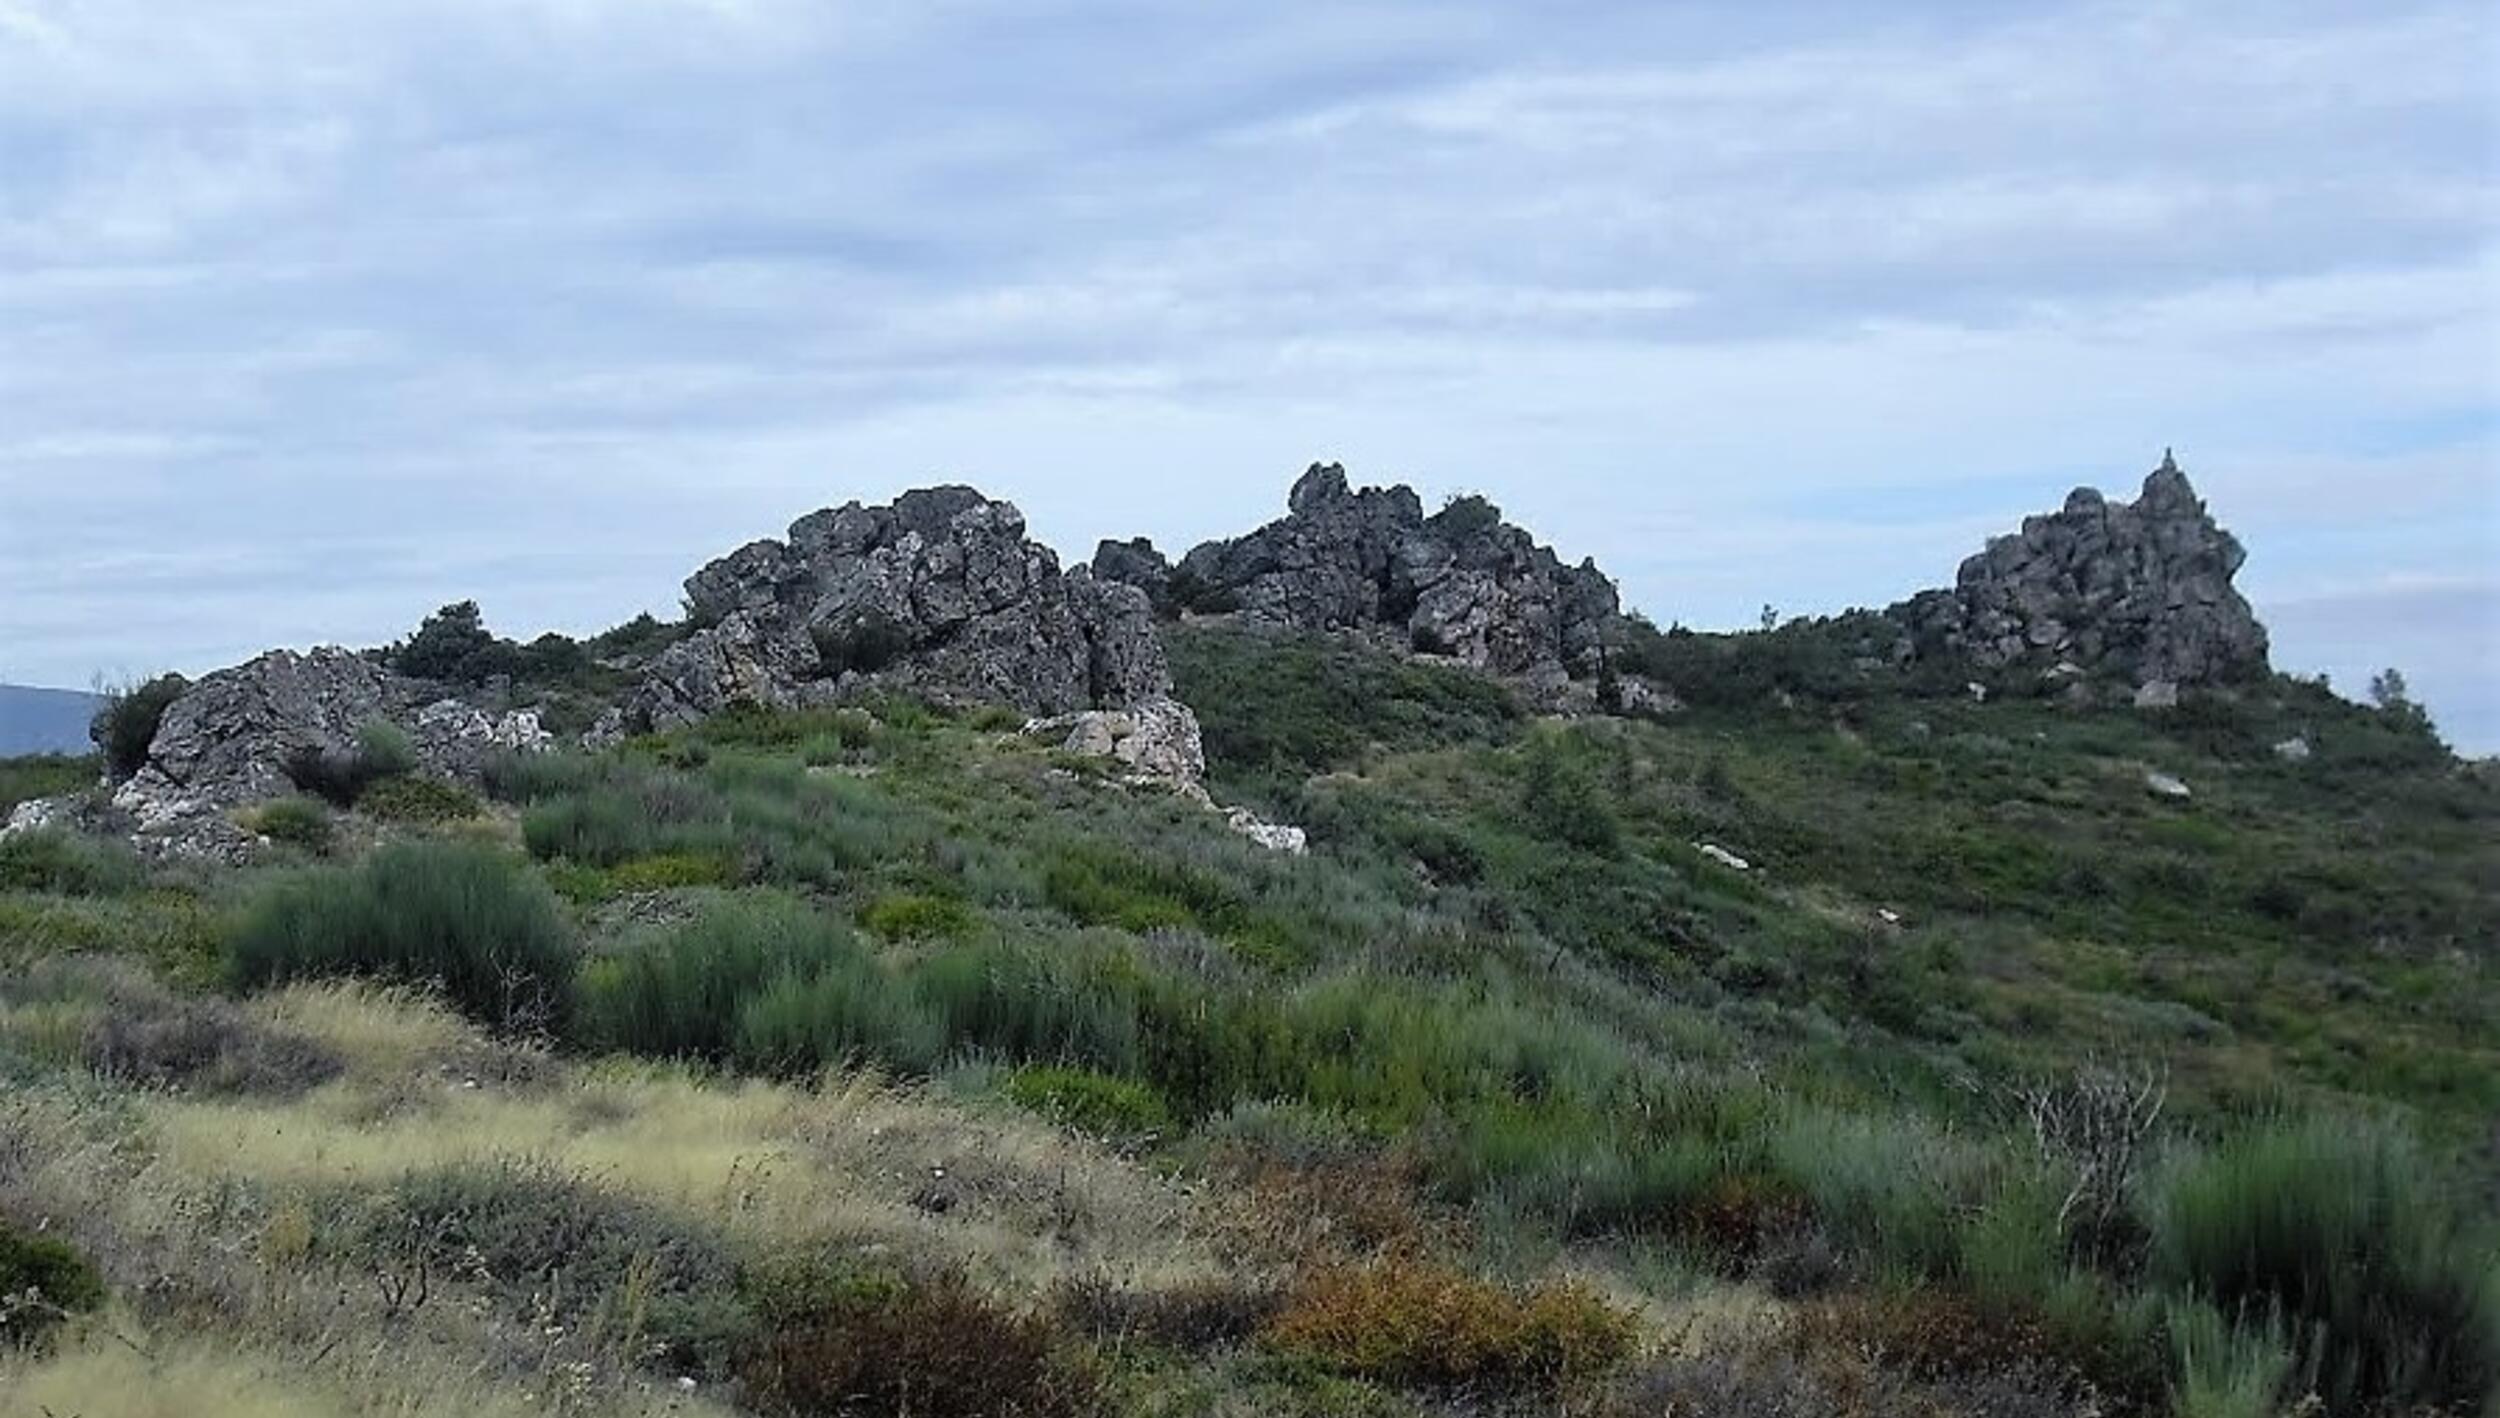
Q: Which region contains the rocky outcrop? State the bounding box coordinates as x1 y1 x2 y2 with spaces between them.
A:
73 648 550 860
1892 454 2269 689
609 487 1172 737
1026 697 1208 786
1142 464 1622 687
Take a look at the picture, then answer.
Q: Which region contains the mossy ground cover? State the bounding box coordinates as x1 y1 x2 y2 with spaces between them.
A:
0 625 2491 1415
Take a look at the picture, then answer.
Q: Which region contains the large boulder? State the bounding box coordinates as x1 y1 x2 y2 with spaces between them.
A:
90 647 550 860
1153 463 1623 684
610 486 1175 735
1891 454 2270 689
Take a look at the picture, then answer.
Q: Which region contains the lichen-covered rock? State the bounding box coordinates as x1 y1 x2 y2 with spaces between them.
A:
1172 464 1622 684
1027 696 1208 785
1893 454 2269 688
97 647 551 859
612 487 1173 735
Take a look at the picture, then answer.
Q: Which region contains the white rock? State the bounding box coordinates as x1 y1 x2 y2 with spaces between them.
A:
1224 807 1308 855
2144 770 2192 799
2273 736 2312 762
1966 682 1989 704
2133 680 2180 710
1696 843 1751 871
1027 695 1206 786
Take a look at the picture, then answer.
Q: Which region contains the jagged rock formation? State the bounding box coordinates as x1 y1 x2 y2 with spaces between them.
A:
1109 465 1622 692
64 648 550 860
1891 455 2269 690
608 487 1175 738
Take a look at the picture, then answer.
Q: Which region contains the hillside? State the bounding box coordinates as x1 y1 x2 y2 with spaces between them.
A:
0 464 2491 1418
0 685 100 757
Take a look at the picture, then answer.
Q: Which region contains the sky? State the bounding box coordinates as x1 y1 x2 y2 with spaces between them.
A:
2 0 2495 748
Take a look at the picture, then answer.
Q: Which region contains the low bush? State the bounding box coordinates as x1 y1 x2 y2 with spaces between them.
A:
1262 1258 1636 1393
283 720 421 807
1006 1065 1174 1140
2144 1118 2499 1414
348 1159 745 1376
0 829 142 896
1054 1272 1282 1350
5 957 344 1097
741 1267 1103 1418
227 840 575 1033
0 1221 105 1348
90 673 187 780
356 775 483 824
245 796 334 853
862 891 978 942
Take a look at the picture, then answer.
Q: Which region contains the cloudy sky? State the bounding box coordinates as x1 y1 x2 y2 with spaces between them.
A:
3 0 2494 746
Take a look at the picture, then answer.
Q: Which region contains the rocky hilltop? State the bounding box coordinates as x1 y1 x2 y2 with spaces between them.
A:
1095 464 1623 699
1890 454 2270 692
603 486 1171 736
9 451 2279 860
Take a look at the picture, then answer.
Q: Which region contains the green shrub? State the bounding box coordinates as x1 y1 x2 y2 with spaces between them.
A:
0 1221 105 1347
283 719 421 807
606 852 738 893
1006 1065 1173 1139
356 775 482 824
228 840 574 1033
2145 1118 2499 1414
862 891 978 942
246 796 334 853
90 673 187 780
576 893 938 1074
0 754 95 817
0 829 142 896
2167 1298 2295 1418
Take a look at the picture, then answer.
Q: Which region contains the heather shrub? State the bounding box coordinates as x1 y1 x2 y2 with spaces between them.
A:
862 891 978 941
227 840 574 1033
6 956 344 1097
740 1267 1102 1418
1262 1258 1635 1393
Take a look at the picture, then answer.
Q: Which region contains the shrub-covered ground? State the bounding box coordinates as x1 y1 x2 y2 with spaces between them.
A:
0 623 2492 1416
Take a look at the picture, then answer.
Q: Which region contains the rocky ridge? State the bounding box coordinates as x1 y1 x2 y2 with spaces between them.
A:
1095 464 1625 706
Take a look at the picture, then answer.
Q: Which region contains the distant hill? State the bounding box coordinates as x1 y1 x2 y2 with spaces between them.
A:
0 684 100 756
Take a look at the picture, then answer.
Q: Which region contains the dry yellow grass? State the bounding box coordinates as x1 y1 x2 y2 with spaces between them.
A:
0 1327 737 1418
146 983 1223 1290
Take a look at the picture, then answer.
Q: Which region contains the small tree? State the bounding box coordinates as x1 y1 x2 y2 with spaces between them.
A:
2367 667 2410 712
394 601 515 684
90 672 189 780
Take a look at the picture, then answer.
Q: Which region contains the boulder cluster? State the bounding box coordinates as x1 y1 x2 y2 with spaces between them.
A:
1093 464 1623 698
1891 455 2270 692
606 486 1174 737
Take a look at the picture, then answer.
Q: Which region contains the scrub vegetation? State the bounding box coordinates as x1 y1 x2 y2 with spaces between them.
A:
0 623 2491 1415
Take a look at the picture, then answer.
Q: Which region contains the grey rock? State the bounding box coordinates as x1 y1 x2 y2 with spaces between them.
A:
1893 453 2269 687
1173 463 1621 684
612 487 1175 734
1027 695 1208 786
1223 806 1309 855
2134 680 2181 710
1090 537 1176 614
2144 770 2193 799
99 647 551 859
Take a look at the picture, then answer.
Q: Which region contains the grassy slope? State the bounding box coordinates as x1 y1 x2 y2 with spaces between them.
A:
0 625 2491 1416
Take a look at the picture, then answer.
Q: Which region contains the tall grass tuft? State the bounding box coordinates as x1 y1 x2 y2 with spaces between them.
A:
228 840 575 1033
2145 1117 2499 1414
